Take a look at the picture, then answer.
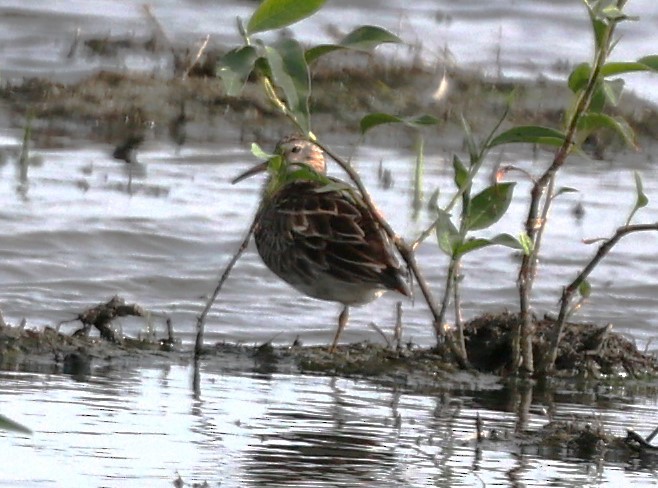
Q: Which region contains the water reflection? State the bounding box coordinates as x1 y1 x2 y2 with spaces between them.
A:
3 364 658 485
244 378 400 486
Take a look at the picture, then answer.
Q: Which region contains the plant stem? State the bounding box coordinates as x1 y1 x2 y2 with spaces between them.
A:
437 257 457 333
515 12 618 376
195 219 258 362
453 259 466 358
540 223 658 373
412 106 510 251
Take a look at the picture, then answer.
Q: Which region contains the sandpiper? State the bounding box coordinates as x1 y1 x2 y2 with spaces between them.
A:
232 135 410 351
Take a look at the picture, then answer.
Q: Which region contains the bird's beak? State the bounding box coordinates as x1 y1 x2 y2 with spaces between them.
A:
231 161 269 184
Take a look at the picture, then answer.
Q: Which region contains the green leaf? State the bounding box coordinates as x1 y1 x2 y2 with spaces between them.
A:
339 25 403 50
638 55 658 71
555 187 579 196
435 209 459 256
216 46 258 97
488 126 566 148
428 188 440 212
578 279 592 299
286 166 326 184
602 61 655 77
306 26 403 64
0 414 32 435
454 233 523 257
465 182 515 231
314 180 352 193
600 5 634 21
489 233 524 250
408 114 440 126
452 155 468 191
635 172 649 208
626 171 649 225
518 232 533 255
268 154 283 173
577 112 637 149
247 0 326 34
264 39 311 133
568 63 591 93
454 238 491 256
251 142 275 160
305 45 344 64
359 113 439 134
601 78 625 106
585 1 609 50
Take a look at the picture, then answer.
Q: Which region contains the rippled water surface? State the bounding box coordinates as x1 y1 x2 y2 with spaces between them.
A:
3 364 658 487
0 135 656 348
1 0 658 486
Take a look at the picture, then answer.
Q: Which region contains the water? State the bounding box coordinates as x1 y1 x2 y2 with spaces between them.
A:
1 0 658 486
0 135 656 348
3 364 658 487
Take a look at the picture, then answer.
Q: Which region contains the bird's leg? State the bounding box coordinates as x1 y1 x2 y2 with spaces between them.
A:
329 305 349 353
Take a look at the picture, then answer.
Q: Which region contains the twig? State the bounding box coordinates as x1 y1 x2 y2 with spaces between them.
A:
166 317 175 344
142 4 185 76
194 218 258 361
437 258 457 337
453 260 466 358
626 429 658 450
183 34 210 79
476 412 484 442
393 301 403 349
368 322 391 348
540 223 658 373
646 425 658 444
142 4 174 51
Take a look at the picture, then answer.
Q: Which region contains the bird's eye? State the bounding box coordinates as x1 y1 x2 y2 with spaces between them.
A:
291 145 301 153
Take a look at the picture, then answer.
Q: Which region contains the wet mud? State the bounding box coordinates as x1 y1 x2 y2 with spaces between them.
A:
2 44 657 153
4 302 658 463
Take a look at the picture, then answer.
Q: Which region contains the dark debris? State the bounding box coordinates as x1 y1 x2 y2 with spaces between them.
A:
463 312 658 377
72 295 145 344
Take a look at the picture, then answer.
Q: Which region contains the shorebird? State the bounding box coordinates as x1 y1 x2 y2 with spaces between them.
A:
232 135 411 352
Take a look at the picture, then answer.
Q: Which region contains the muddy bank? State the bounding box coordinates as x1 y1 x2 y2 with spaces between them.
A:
1 297 656 380
3 299 658 464
1 48 657 156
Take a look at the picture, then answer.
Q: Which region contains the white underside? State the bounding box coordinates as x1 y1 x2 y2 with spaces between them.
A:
284 272 387 306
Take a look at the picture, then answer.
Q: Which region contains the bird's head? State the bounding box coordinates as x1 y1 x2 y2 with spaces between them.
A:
232 135 327 195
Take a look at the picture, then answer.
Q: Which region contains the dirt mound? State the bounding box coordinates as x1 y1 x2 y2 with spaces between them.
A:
464 312 658 377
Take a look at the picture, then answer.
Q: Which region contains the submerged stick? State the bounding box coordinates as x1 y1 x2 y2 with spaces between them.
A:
194 219 258 361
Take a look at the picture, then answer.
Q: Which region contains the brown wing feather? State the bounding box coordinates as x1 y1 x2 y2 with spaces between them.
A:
256 180 409 295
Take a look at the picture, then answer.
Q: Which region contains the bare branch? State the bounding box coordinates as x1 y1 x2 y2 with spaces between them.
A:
183 35 210 80
515 13 621 376
195 218 258 360
540 223 658 373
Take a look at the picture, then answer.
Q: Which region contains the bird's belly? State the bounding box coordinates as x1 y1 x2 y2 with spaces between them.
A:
285 273 387 306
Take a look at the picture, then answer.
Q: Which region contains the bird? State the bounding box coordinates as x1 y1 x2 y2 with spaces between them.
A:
232 134 411 352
